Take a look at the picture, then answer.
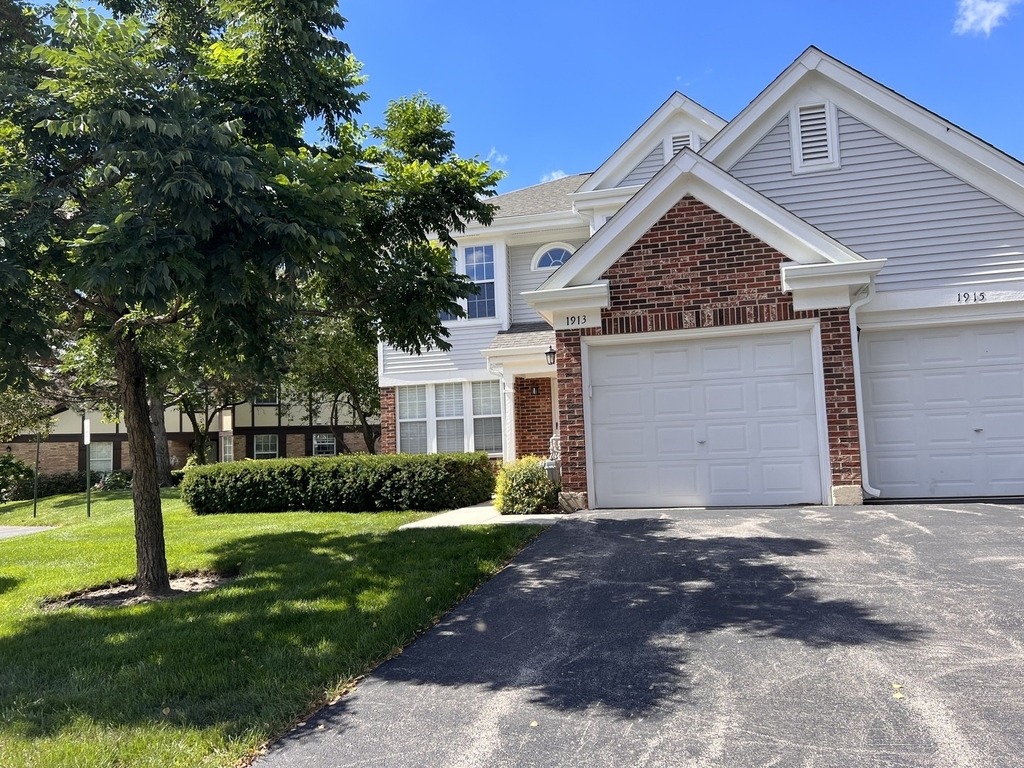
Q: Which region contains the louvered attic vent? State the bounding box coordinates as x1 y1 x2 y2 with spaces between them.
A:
790 101 840 173
671 133 693 154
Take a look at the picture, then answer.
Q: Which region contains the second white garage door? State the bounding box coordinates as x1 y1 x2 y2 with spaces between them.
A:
587 329 824 508
861 321 1024 498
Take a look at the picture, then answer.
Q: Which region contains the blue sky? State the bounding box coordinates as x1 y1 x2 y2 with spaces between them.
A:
338 0 1024 194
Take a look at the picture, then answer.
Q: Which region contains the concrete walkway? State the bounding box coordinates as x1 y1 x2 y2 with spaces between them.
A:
0 526 54 540
399 501 563 529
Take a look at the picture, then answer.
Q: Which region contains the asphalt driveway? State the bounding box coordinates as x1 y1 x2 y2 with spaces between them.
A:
258 504 1024 767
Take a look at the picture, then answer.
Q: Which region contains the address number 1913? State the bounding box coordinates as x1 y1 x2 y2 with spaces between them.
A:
564 314 587 326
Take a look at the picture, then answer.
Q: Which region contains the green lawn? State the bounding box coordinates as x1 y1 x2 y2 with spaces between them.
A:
0 490 541 767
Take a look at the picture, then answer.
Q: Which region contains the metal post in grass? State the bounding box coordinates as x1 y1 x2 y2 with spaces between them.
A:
84 418 91 518
32 432 40 519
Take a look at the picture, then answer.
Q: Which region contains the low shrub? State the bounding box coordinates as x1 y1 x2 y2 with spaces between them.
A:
0 454 33 503
6 470 89 501
180 452 496 515
494 456 560 515
96 469 132 491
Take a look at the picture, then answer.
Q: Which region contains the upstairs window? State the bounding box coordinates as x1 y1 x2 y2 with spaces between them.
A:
790 101 840 174
532 243 575 271
465 245 495 318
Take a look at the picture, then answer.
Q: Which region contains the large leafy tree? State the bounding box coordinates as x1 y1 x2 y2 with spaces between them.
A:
0 0 501 594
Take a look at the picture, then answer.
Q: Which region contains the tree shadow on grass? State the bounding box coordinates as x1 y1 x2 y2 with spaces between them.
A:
0 576 20 596
0 525 532 742
349 517 928 720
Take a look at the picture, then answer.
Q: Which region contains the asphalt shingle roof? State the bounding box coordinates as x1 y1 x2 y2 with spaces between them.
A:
487 322 555 350
490 173 592 218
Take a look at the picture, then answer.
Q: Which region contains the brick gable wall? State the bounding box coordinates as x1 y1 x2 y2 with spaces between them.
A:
556 195 861 506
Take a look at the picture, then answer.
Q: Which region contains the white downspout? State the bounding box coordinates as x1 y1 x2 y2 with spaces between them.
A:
849 283 881 498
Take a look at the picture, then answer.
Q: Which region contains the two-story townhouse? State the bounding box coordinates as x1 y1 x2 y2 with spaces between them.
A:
2 397 374 475
382 46 1024 509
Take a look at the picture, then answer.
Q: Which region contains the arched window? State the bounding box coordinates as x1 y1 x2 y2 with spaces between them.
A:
532 243 575 270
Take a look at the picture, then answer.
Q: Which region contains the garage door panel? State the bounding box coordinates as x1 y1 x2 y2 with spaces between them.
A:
701 344 744 376
653 385 696 417
651 348 693 379
976 328 1024 363
755 376 817 413
655 425 698 456
866 413 916 448
977 369 1024 402
590 349 646 384
589 330 823 508
762 460 818 493
863 321 1024 498
592 424 648 460
864 374 914 410
704 423 751 454
592 385 647 421
703 382 748 416
979 409 1024 443
919 372 970 406
920 411 973 447
758 419 817 453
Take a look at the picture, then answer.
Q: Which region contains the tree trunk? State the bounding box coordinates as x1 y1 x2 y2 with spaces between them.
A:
149 389 174 487
184 410 209 464
114 330 171 596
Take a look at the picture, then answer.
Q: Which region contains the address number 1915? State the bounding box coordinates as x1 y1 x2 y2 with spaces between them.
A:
957 292 986 304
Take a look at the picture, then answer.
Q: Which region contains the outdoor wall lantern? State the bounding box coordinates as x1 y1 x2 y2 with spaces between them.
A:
530 383 540 396
545 345 557 366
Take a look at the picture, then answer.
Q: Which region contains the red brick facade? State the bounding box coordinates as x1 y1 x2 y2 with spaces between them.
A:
556 195 861 506
513 377 555 458
379 387 397 454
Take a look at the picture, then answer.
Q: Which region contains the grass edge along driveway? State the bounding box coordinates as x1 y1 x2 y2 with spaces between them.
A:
0 490 542 768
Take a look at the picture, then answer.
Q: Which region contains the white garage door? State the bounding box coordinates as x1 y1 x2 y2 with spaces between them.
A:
588 330 824 508
862 321 1024 498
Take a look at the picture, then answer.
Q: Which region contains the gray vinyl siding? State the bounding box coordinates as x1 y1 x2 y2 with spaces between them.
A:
509 238 589 323
618 145 664 188
729 111 1024 291
381 322 499 376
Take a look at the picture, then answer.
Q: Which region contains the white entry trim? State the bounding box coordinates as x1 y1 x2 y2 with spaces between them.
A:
580 318 832 508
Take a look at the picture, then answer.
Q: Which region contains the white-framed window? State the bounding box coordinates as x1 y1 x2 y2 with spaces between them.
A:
313 433 337 456
434 383 465 452
441 244 504 323
472 381 502 453
89 442 114 474
790 101 840 174
465 245 495 318
531 242 576 271
398 385 428 454
395 381 503 455
254 434 278 459
220 435 234 462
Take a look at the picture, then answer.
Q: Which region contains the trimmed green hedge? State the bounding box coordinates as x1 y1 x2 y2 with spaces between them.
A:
179 453 496 515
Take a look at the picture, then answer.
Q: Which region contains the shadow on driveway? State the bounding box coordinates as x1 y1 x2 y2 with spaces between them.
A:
329 517 925 718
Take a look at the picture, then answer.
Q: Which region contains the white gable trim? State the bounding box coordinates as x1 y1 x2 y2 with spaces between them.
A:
575 92 726 194
539 150 862 294
703 47 1024 216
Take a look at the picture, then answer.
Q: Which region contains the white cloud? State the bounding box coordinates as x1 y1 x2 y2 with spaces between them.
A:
954 0 1019 35
541 170 567 183
486 147 508 165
